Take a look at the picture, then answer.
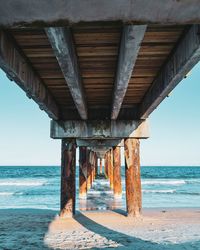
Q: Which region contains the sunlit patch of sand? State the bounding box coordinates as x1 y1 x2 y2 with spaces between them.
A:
44 209 200 250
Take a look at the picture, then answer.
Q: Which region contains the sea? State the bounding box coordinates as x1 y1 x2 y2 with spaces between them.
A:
0 166 200 211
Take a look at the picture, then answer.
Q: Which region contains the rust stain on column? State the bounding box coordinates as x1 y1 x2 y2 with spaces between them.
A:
124 138 141 217
60 139 76 218
95 154 98 176
113 146 122 198
87 150 93 190
109 149 114 190
79 146 87 199
104 152 108 178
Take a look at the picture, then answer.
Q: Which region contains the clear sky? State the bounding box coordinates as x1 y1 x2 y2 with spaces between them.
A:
0 62 200 166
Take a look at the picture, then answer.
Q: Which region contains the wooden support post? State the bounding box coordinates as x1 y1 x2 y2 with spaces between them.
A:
60 139 76 218
100 158 103 174
79 147 87 199
108 150 114 189
124 138 141 217
113 146 122 199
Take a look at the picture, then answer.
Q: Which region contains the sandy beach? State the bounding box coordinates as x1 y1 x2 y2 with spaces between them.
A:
0 208 199 249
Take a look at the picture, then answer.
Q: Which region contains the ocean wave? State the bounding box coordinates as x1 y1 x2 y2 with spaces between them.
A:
142 180 186 186
0 205 58 210
0 192 14 196
88 190 113 195
185 179 200 184
142 189 175 194
177 191 200 196
0 179 47 186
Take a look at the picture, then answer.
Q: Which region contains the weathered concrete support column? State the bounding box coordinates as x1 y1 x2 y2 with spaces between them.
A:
94 153 97 178
113 146 122 199
95 155 98 176
90 151 95 186
104 153 108 178
124 138 141 217
96 155 99 176
87 150 93 190
107 151 110 179
100 158 103 174
60 139 76 218
79 147 87 199
108 149 114 190
92 152 96 182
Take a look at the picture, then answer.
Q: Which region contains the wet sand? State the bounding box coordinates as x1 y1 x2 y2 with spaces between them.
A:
0 208 200 249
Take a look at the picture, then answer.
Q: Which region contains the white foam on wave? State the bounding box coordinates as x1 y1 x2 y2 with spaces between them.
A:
142 180 186 186
0 192 14 196
0 205 58 210
0 179 47 186
88 190 113 195
186 179 200 184
142 189 175 194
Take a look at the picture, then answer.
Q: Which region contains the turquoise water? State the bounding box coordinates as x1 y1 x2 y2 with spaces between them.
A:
0 166 200 210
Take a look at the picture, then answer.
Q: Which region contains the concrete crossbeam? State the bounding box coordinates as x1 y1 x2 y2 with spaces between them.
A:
76 139 123 147
51 119 149 139
1 1 200 27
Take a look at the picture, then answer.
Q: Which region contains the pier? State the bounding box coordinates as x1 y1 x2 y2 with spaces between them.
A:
1 0 200 218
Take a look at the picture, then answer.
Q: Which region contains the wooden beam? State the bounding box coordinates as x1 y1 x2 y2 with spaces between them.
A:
139 25 200 119
124 138 141 217
60 139 76 218
111 25 146 119
0 30 59 120
46 27 87 120
2 1 200 27
51 119 150 139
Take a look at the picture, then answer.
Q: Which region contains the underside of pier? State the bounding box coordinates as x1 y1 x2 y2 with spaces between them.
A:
0 0 200 217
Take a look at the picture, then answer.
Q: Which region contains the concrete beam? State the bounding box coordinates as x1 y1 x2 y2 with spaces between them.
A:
46 27 87 120
139 25 200 119
0 30 60 120
76 139 123 147
1 1 200 27
51 119 149 139
90 146 111 153
111 25 146 119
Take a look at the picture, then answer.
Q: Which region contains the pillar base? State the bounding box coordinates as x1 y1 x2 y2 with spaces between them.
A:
126 211 140 218
60 209 75 218
79 193 87 199
114 193 122 199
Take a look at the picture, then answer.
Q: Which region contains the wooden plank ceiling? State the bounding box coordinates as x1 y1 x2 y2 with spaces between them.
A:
8 22 185 120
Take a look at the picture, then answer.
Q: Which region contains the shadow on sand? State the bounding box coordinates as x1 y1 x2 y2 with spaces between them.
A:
74 212 159 249
73 212 200 250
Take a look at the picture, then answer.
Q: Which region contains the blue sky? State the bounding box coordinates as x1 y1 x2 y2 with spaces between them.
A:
0 62 200 166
